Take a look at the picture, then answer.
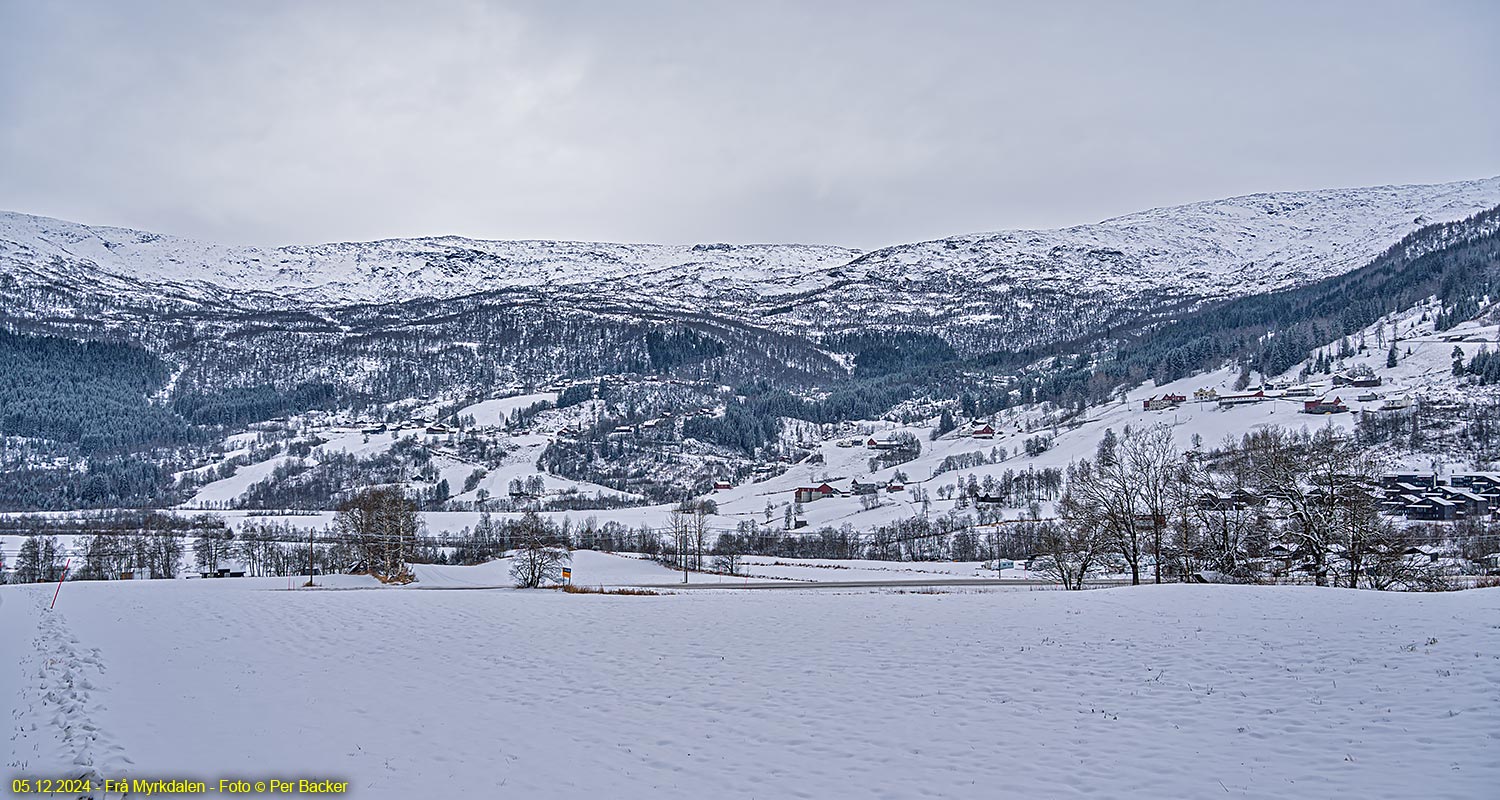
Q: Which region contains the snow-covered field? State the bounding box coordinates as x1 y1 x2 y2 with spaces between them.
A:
4 578 1495 799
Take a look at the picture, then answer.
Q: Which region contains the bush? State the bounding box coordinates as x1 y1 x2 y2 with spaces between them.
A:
560 584 658 596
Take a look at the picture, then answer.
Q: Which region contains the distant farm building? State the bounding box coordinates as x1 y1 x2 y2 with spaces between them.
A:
1302 396 1349 415
1379 395 1413 412
1332 373 1383 388
970 423 996 438
1217 391 1267 407
1196 489 1265 511
1142 394 1186 411
794 483 844 503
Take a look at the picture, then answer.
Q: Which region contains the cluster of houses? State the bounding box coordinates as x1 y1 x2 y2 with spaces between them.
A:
598 407 720 440
1381 472 1500 521
1186 373 1388 415
793 476 906 504
1209 387 1366 415
359 417 452 436
1192 471 1500 524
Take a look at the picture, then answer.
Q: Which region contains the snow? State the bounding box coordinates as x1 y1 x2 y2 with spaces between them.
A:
4 580 1496 799
181 455 301 507
3 177 1496 319
407 552 742 588
155 293 1472 535
455 393 559 427
0 212 860 308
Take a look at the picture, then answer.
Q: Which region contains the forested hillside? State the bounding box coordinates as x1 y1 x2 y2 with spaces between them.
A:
1 188 1498 511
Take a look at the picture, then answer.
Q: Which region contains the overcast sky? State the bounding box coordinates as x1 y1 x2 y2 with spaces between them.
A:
1 0 1496 249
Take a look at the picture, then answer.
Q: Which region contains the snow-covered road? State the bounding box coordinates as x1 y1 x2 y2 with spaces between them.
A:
4 581 1497 799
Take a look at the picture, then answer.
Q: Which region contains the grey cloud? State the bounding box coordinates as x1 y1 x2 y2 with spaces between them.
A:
0 0 1495 249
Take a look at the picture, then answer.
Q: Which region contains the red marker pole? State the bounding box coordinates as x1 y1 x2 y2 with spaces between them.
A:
50 558 71 610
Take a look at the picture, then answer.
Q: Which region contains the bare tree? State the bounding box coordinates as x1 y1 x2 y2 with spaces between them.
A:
142 518 185 579
691 504 710 572
193 526 236 575
334 487 422 583
509 536 570 588
666 507 688 577
15 534 62 583
712 550 742 575
1182 438 1269 581
1033 513 1109 590
1244 427 1383 587
1122 424 1180 583
1063 456 1147 584
1364 525 1450 591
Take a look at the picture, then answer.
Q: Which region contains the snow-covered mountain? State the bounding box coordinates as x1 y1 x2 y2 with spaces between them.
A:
5 178 1500 515
0 213 860 309
769 177 1500 350
2 177 1498 321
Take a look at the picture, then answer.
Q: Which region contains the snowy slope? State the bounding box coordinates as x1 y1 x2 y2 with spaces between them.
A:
4 580 1495 799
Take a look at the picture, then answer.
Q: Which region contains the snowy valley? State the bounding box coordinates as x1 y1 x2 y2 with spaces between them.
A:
4 177 1500 800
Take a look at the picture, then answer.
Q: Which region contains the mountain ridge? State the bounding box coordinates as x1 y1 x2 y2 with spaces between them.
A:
3 176 1498 313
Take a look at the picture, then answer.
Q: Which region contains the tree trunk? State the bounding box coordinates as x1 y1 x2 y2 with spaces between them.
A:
1152 528 1163 584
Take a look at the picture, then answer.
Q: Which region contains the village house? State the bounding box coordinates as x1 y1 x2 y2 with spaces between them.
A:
1302 396 1349 415
1196 489 1265 511
1409 496 1461 521
1332 372 1383 388
198 561 248 579
1439 485 1490 517
712 479 732 491
866 434 902 449
970 423 996 439
794 482 845 503
1217 390 1267 407
1141 394 1187 411
1382 473 1437 491
1378 395 1413 411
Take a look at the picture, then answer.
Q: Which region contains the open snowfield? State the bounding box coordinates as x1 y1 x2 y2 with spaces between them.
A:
4 578 1496 799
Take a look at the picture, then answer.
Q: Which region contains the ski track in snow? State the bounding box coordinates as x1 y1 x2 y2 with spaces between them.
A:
6 587 131 796
3 581 1498 799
